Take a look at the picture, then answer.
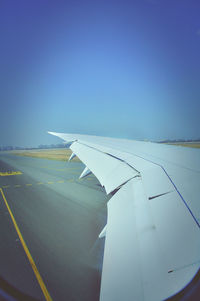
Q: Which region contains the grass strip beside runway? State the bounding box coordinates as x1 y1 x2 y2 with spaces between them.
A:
13 149 80 162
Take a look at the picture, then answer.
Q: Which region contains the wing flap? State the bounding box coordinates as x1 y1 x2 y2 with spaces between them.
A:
71 141 139 194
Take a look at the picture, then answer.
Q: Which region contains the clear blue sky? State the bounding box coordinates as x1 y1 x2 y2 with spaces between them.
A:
0 0 200 147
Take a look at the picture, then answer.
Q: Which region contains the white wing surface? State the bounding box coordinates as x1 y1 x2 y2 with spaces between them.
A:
48 131 200 301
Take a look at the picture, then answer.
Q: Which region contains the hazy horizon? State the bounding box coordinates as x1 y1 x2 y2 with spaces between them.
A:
1 136 200 150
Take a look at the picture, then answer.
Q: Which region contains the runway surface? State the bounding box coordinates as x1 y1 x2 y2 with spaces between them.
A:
0 153 108 301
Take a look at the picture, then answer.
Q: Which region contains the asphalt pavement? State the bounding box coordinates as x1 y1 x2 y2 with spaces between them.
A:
0 153 108 301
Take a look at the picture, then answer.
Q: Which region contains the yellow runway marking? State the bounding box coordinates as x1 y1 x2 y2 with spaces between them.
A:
1 178 77 190
0 171 22 176
41 166 79 171
67 179 74 182
0 188 52 301
70 171 80 175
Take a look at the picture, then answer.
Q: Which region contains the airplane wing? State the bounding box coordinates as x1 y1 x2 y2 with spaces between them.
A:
48 131 200 301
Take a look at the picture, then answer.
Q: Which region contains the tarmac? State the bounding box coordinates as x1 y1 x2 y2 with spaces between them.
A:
0 153 108 301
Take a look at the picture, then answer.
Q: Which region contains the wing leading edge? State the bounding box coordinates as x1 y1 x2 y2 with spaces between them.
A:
48 131 200 301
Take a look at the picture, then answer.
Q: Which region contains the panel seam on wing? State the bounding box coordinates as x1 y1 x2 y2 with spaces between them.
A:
69 141 140 194
75 141 140 174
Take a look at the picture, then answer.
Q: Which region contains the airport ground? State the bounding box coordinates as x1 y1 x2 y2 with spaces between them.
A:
0 151 109 301
1 142 199 301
